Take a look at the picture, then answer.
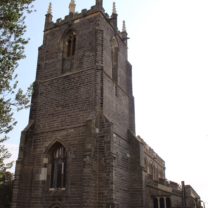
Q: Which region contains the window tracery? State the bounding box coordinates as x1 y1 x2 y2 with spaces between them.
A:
62 32 76 73
50 143 66 189
66 33 76 57
111 37 119 84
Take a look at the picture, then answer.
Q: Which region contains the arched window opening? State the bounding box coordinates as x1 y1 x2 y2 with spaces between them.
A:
62 32 76 73
111 37 119 84
50 143 66 189
66 33 76 57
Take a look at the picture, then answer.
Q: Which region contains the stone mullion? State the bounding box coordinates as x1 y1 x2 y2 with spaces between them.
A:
157 197 160 208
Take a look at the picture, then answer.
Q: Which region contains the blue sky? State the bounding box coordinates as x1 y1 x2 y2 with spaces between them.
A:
5 0 208 205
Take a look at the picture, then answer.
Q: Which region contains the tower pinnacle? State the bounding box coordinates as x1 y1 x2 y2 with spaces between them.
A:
122 20 126 32
96 0 103 9
121 20 128 44
45 2 53 29
47 2 52 15
112 2 117 14
110 1 118 30
69 0 76 14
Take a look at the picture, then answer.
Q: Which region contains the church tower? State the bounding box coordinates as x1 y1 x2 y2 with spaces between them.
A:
12 1 145 207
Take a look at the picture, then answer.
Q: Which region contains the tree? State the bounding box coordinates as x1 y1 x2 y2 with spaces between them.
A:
0 0 34 173
0 138 12 176
0 171 13 208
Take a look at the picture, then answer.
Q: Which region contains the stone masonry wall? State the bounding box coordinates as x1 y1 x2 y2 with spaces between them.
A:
31 70 96 133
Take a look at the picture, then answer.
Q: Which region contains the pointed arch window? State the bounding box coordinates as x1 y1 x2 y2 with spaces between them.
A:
50 143 66 189
66 33 76 57
111 37 119 84
62 32 76 73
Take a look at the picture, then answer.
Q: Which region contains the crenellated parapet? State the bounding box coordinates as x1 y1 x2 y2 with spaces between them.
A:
44 1 128 45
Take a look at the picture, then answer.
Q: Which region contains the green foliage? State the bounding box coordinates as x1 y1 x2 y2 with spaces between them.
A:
0 137 13 174
0 0 34 92
0 0 34 172
0 148 13 208
0 0 34 131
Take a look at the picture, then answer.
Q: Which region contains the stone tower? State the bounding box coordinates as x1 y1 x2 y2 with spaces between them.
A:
12 1 145 207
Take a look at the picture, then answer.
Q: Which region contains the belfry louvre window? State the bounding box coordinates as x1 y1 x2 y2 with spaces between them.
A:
67 33 76 57
111 37 119 84
50 143 66 189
